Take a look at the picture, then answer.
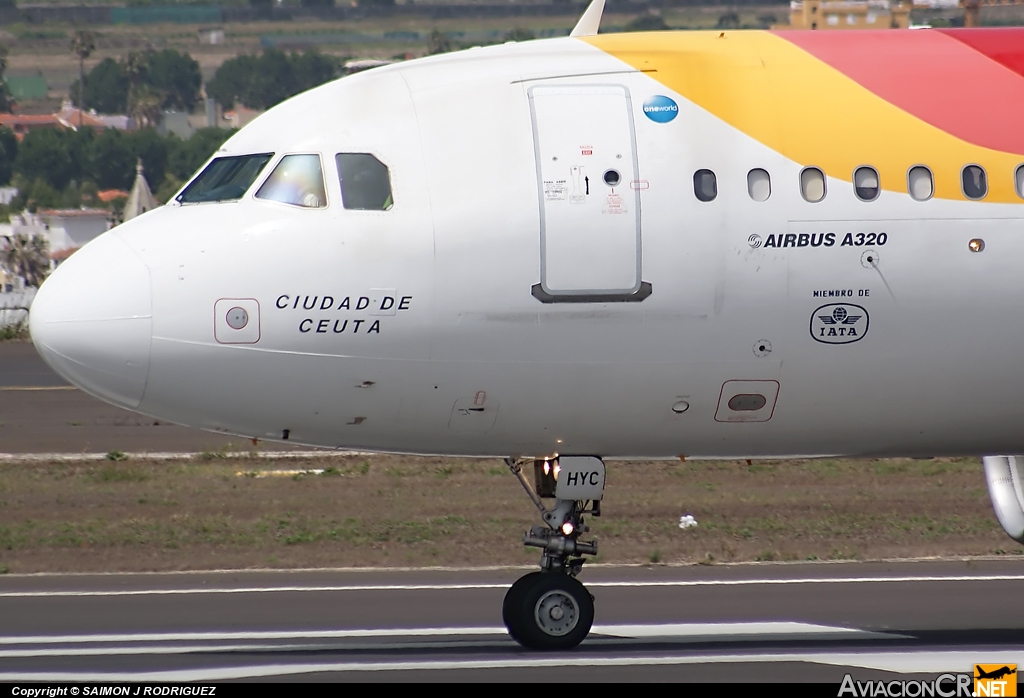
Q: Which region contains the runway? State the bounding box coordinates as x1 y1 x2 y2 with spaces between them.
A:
2 559 1023 682
0 343 298 454
3 344 1023 682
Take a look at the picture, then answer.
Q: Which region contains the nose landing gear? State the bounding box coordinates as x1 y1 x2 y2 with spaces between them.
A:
503 456 605 650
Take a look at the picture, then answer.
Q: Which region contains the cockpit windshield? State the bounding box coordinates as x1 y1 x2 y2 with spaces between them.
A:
176 153 274 204
255 154 327 208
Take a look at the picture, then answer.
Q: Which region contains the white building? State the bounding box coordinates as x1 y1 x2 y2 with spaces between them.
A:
11 209 112 256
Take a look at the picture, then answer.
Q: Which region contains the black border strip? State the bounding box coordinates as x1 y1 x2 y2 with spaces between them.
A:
531 282 653 304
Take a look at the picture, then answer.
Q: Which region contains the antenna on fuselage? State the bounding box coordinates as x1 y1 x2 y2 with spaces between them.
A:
570 0 606 37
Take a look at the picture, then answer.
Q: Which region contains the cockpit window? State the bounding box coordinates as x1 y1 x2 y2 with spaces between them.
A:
336 153 393 210
176 154 273 204
255 154 327 208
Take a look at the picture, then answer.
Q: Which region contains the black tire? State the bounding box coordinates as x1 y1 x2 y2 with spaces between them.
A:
516 573 594 651
503 572 542 644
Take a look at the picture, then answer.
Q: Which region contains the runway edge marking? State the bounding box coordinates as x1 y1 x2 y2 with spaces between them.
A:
0 621 883 647
3 574 1024 597
2 650 1022 681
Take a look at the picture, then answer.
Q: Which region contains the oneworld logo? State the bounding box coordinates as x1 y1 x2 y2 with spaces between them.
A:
642 95 678 123
811 303 869 345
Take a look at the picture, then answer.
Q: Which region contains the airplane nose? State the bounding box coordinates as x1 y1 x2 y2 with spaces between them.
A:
30 232 152 410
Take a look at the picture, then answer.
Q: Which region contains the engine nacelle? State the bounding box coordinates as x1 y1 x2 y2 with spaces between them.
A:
983 455 1024 543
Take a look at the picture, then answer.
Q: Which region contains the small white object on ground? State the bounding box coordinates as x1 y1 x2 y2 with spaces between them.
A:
679 515 698 529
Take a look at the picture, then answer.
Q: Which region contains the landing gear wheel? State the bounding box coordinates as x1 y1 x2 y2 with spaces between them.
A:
506 573 594 650
502 572 541 643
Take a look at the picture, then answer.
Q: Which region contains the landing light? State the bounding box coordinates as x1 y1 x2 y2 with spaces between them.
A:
561 522 575 536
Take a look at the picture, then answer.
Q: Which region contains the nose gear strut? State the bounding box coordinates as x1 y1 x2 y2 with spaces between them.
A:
502 456 604 649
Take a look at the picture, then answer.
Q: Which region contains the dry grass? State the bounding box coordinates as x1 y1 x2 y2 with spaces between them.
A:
0 454 1014 574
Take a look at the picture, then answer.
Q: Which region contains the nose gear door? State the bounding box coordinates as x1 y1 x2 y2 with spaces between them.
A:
528 84 650 303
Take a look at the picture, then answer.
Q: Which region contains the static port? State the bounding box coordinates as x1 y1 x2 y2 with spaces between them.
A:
728 394 767 412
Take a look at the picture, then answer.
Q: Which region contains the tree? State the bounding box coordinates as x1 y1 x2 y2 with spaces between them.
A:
503 28 536 42
124 51 162 127
0 126 15 186
624 14 669 32
1 233 51 288
126 128 168 189
244 48 295 109
206 54 258 110
167 127 233 181
70 30 96 127
90 129 135 190
14 130 76 191
73 57 129 114
426 30 452 56
0 44 14 113
292 49 338 93
146 49 201 112
716 11 741 29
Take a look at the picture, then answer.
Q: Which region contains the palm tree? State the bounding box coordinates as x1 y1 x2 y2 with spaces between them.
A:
70 30 96 127
124 51 162 128
0 44 14 113
1 234 50 289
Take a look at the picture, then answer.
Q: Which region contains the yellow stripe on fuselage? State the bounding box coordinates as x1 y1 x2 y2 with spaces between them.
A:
585 31 1024 203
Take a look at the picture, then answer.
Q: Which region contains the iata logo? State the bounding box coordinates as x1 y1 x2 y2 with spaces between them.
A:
811 303 869 344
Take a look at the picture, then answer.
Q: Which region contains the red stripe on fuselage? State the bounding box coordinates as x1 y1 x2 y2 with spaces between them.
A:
937 28 1024 80
772 29 1024 156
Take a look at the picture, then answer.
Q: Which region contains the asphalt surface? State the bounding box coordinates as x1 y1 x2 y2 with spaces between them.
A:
4 343 1024 682
1 559 1023 682
0 342 298 454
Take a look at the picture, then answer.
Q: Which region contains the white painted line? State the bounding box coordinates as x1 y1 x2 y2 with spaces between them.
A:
0 584 507 597
591 622 870 639
0 622 877 648
3 574 1024 598
0 627 507 646
0 386 76 391
2 650 1020 681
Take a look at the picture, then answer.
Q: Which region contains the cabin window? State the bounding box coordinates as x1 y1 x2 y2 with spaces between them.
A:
1015 165 1024 199
908 166 933 201
962 165 988 200
693 169 717 202
176 153 273 204
336 153 393 210
747 169 771 202
800 167 826 203
853 166 880 202
255 154 327 208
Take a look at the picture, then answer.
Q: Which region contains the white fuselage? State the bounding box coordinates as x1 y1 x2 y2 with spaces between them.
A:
29 38 1024 460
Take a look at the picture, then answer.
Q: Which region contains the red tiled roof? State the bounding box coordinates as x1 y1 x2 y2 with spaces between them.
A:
55 106 109 130
97 190 129 203
0 114 62 127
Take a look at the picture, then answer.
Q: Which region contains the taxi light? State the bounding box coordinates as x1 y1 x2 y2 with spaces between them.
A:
561 522 575 536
